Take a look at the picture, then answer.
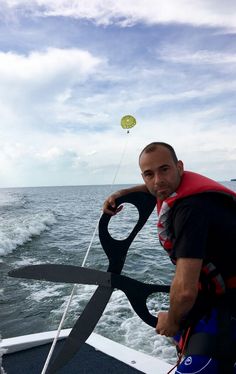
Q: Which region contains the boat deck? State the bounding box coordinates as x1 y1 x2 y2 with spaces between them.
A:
3 339 144 374
1 330 173 374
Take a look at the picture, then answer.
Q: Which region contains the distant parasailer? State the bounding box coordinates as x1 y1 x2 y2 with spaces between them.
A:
121 115 136 133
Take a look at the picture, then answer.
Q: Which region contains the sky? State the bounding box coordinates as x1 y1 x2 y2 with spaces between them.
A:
0 0 236 187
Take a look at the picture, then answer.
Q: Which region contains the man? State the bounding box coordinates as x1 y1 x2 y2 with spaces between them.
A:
103 142 236 373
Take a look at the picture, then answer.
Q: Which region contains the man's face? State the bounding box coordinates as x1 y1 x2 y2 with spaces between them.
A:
139 146 184 200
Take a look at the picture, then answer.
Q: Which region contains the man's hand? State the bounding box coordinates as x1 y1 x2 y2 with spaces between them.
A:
103 192 123 215
156 311 179 337
102 185 148 215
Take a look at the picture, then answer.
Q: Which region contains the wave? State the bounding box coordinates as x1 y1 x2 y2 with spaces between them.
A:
0 211 57 257
0 191 29 210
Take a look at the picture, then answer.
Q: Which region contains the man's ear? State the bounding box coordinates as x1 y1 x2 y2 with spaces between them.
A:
177 160 184 176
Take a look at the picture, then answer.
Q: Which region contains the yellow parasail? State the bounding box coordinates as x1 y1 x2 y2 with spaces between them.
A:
121 115 136 131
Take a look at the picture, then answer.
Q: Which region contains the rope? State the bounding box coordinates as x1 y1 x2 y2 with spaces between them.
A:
165 327 192 374
110 130 130 186
40 218 101 374
41 129 131 374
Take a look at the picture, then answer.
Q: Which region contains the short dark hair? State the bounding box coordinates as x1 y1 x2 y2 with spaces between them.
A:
139 142 178 164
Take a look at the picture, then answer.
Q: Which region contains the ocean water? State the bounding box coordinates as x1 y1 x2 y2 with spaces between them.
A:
0 182 235 365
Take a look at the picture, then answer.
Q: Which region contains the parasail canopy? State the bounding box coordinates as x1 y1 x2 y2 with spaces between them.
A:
121 115 136 130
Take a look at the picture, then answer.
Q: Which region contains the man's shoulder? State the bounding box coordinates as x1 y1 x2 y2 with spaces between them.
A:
176 192 213 207
177 192 228 205
172 192 224 218
173 192 236 218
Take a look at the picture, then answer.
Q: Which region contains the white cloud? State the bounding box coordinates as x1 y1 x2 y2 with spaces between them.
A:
0 2 236 187
0 47 103 133
0 46 235 186
35 147 63 162
158 48 236 65
2 0 236 31
0 107 236 187
0 47 102 86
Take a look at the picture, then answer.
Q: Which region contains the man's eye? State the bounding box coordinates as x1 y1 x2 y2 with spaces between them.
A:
144 173 153 178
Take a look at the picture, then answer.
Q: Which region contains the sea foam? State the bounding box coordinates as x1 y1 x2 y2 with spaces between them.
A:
0 211 56 257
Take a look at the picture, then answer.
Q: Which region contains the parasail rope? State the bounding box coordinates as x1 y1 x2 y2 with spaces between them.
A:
110 130 130 186
41 121 134 374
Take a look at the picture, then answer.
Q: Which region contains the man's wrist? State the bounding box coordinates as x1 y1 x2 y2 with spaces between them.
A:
167 311 181 329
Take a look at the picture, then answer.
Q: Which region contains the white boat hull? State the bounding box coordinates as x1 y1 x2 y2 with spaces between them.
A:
1 330 173 373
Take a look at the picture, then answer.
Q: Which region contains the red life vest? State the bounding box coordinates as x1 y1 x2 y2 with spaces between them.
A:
157 171 236 294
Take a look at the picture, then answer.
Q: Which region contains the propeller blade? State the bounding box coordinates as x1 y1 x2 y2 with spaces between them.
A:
8 264 112 287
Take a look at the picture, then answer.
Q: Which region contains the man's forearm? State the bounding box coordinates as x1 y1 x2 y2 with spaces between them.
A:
156 258 202 336
115 184 149 195
168 277 198 327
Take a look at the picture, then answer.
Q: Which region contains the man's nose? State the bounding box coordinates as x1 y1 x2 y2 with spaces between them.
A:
154 172 162 185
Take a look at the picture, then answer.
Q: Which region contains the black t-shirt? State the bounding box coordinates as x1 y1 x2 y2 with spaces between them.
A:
168 192 236 278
